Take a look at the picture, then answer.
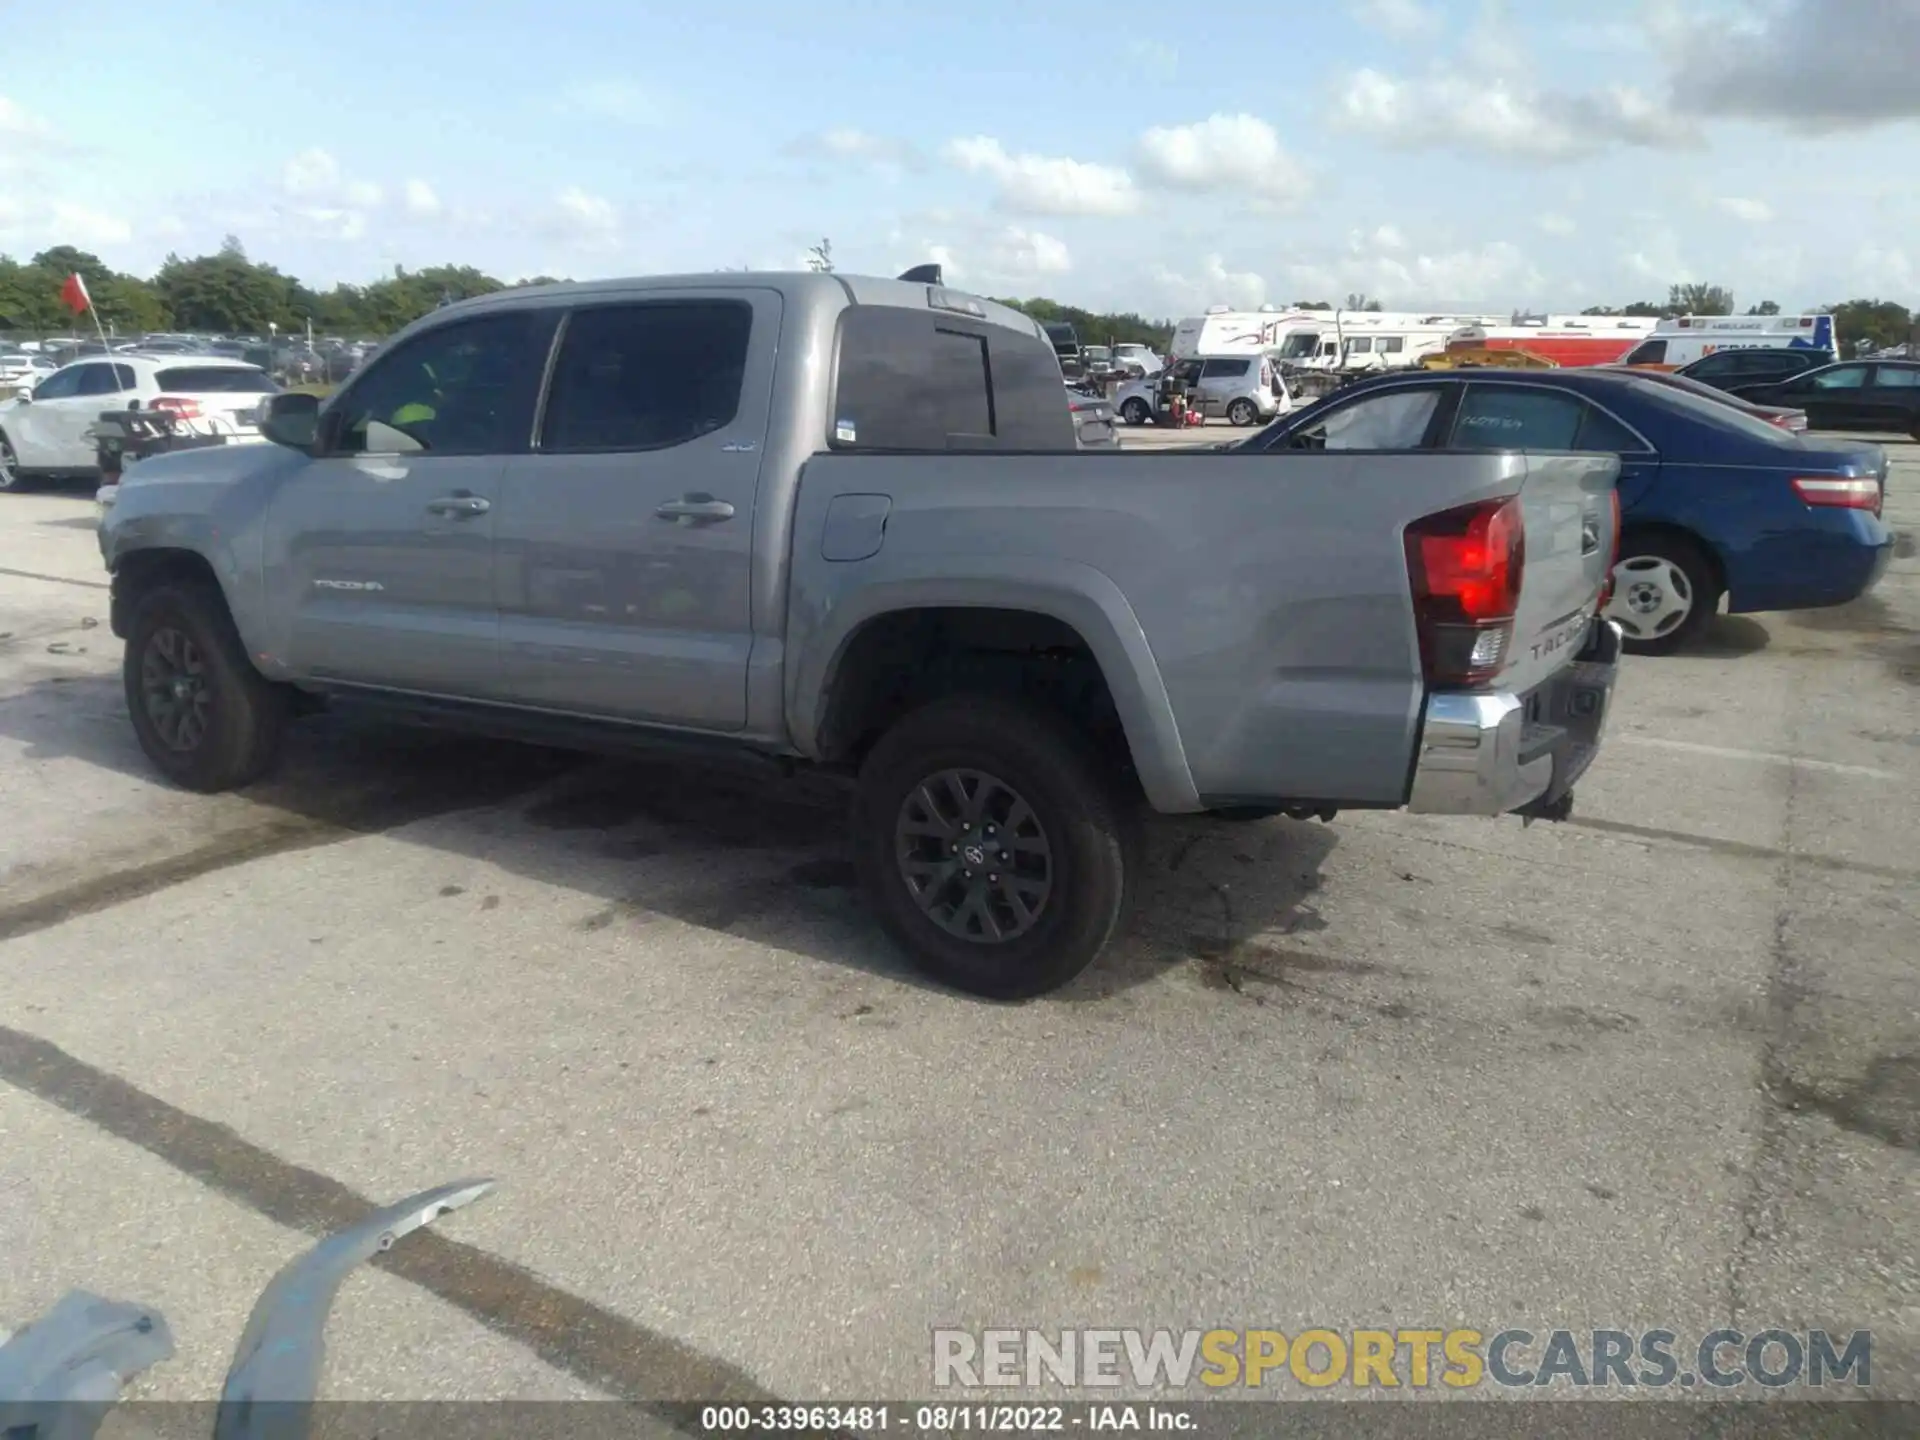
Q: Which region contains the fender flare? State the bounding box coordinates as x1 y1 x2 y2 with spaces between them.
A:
789 555 1202 813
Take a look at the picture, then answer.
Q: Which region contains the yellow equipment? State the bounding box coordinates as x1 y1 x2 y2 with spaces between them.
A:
1418 346 1559 370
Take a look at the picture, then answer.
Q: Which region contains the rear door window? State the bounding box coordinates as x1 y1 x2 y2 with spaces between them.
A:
1449 385 1586 448
1278 386 1444 450
832 307 1072 450
73 363 122 397
541 300 753 453
1809 365 1869 390
1200 358 1249 379
1870 366 1920 388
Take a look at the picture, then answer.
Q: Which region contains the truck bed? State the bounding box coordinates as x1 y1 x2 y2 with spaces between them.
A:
785 448 1618 812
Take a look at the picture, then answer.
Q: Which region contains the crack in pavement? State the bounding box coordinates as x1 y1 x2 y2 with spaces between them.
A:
0 564 110 590
0 1026 787 1418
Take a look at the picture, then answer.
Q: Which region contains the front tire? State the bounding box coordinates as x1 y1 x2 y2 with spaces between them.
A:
1604 532 1720 655
853 695 1132 1000
1120 397 1151 426
1226 398 1258 427
123 581 290 791
0 434 28 492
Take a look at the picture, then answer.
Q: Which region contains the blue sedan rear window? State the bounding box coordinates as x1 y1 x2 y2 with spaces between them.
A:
1634 379 1805 447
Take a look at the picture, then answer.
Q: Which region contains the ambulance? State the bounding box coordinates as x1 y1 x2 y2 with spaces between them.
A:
1620 314 1838 371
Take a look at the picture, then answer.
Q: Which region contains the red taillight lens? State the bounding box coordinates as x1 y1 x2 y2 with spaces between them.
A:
1404 495 1525 686
1597 489 1622 608
151 396 202 420
1791 476 1881 511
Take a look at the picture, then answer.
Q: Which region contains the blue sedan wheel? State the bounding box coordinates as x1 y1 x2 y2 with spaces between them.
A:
1605 534 1718 656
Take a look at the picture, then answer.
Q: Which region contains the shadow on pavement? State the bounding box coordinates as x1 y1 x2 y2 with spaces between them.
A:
0 673 1343 1002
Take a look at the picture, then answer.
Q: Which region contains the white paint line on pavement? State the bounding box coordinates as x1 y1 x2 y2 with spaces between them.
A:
1616 734 1901 781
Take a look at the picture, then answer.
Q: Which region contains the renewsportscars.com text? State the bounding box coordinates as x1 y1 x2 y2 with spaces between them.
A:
932 1327 1872 1391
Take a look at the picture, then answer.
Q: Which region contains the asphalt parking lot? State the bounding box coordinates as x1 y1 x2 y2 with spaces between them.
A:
1 442 1915 1411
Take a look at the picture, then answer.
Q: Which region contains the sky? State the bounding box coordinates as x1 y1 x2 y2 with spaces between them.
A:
3 0 1918 318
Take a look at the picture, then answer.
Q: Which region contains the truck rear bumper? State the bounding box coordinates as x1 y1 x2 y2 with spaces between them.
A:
1407 618 1623 818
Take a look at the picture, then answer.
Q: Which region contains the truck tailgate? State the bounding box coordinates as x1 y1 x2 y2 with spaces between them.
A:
1501 453 1619 698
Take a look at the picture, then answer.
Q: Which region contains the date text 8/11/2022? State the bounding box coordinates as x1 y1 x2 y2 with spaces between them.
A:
696 1404 1194 1433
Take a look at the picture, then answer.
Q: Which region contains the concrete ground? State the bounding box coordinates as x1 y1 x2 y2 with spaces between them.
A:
0 443 1914 1415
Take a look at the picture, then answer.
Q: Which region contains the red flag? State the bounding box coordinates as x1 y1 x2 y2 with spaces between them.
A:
60 272 91 315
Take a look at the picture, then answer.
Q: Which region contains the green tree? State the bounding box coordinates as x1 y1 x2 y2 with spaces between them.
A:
1746 300 1781 316
1345 292 1384 311
992 296 1174 350
153 247 293 333
1667 282 1733 316
806 238 834 273
1581 305 1619 316
1292 300 1334 310
1826 299 1912 355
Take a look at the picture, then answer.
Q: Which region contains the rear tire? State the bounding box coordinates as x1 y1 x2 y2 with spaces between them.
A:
1226 398 1258 426
853 695 1132 1000
1604 532 1720 656
123 581 290 792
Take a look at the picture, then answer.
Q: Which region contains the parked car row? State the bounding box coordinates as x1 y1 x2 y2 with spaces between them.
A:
0 354 280 490
1233 365 1893 656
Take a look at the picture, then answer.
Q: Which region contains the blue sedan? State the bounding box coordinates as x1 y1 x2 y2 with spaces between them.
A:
1235 368 1895 654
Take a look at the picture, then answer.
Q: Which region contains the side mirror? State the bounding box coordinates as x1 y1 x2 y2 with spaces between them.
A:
14 386 31 402
260 391 321 451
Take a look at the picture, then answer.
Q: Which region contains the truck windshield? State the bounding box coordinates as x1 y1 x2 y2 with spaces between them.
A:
1278 333 1320 360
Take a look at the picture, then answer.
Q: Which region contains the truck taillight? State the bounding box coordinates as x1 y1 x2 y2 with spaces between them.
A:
1597 490 1621 608
1791 476 1881 511
151 396 202 420
1404 495 1525 687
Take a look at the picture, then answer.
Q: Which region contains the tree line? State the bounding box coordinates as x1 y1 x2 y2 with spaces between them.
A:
0 237 562 341
4 240 1913 355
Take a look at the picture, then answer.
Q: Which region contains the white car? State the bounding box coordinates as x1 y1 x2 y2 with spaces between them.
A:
0 354 279 491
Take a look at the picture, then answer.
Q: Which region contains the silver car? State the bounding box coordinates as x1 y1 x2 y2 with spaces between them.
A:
1066 386 1119 448
1114 353 1292 427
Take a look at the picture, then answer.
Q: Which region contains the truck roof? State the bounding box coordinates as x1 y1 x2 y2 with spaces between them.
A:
428 270 1046 341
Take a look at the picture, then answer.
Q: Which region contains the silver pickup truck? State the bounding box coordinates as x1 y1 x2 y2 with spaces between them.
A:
98 270 1624 999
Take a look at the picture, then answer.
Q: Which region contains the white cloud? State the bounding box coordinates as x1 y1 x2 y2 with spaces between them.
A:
281 148 382 208
785 127 923 177
1848 244 1918 296
559 81 663 126
943 135 1139 217
1337 66 1699 161
906 221 1072 290
990 226 1071 276
1351 0 1439 41
1665 0 1920 131
0 195 132 250
403 179 442 218
546 187 620 248
293 207 368 242
1125 40 1178 79
0 95 53 142
1538 213 1577 237
1716 197 1774 224
1150 254 1268 313
1283 237 1544 309
1135 114 1308 203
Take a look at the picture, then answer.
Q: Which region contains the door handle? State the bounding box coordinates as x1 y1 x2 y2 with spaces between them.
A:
425 493 490 518
655 495 736 522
